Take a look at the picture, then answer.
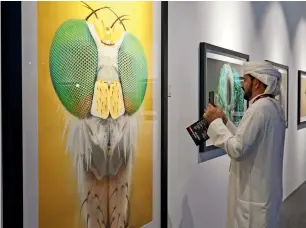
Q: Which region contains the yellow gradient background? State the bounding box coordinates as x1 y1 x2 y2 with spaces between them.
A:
37 2 153 228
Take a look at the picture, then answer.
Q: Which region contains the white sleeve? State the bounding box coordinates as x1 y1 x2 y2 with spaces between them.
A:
207 111 264 161
225 119 237 135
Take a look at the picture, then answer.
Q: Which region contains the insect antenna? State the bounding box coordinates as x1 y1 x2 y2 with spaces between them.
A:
81 1 98 19
85 6 111 21
111 15 129 29
85 6 127 31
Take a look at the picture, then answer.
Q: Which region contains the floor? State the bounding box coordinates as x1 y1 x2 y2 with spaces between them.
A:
166 181 306 228
280 181 306 228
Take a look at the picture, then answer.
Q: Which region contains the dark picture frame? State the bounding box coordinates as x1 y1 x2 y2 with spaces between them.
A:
1 1 169 228
161 1 168 227
199 42 249 155
1 1 24 227
265 60 289 128
297 70 306 128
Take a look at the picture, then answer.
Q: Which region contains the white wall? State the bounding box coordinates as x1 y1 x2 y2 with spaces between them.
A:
168 2 306 228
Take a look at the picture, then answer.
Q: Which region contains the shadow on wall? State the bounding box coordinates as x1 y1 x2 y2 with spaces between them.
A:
297 122 306 130
168 213 173 228
250 1 306 50
279 181 306 228
168 195 195 228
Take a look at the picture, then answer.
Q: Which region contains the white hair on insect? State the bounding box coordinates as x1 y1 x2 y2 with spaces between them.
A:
60 102 142 227
62 109 141 194
243 61 282 96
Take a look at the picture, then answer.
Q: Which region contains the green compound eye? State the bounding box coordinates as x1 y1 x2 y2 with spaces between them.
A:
118 32 148 115
49 19 98 119
216 64 244 125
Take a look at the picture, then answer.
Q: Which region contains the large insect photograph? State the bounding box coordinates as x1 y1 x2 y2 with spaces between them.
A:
199 43 249 154
38 2 153 228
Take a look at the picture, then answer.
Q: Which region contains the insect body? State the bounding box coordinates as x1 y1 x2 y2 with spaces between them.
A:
49 2 148 227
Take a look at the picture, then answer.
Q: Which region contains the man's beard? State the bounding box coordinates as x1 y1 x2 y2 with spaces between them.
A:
244 90 252 100
243 86 253 101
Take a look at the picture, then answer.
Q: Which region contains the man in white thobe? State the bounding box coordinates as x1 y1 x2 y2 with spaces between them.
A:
204 61 286 228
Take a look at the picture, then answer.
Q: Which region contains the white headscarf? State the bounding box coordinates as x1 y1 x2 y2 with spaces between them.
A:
243 61 282 96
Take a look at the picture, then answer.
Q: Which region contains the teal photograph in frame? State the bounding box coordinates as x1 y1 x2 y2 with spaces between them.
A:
198 43 249 161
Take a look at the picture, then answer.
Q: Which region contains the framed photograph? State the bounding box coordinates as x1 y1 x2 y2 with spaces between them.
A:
199 42 249 154
265 60 289 128
2 1 169 228
298 70 306 126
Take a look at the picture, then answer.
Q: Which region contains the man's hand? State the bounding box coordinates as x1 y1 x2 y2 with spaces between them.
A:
203 104 228 124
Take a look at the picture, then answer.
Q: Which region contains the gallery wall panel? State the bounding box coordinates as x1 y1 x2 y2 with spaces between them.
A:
168 1 306 228
10 1 168 228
